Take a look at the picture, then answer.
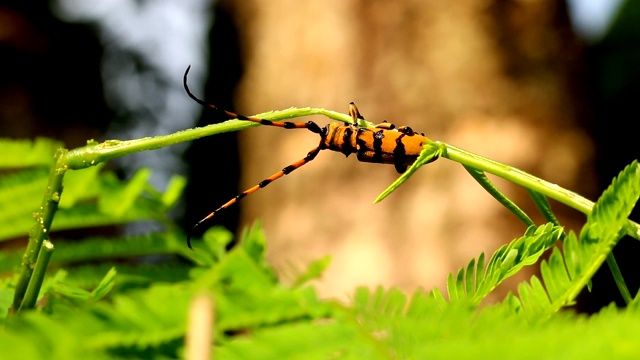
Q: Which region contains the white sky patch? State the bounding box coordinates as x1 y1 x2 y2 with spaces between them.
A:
566 0 624 42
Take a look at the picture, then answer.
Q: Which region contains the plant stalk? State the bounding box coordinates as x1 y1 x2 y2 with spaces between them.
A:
11 149 67 313
63 107 353 170
441 143 640 241
19 240 55 311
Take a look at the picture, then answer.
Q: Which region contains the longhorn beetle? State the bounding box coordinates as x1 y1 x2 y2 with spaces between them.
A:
184 66 437 248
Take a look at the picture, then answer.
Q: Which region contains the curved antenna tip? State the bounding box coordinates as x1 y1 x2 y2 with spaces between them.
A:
186 223 200 250
186 214 214 249
186 233 194 250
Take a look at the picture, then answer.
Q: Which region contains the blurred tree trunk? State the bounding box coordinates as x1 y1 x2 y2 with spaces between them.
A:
219 0 595 299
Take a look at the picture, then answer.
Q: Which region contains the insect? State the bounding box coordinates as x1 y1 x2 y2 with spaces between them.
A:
183 66 437 248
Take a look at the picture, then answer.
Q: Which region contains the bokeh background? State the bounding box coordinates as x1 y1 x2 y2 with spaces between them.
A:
1 0 638 312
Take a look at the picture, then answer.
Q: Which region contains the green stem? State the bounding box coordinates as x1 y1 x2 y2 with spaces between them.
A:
441 142 640 241
605 252 632 305
19 240 55 311
11 149 67 313
526 190 563 234
463 166 535 227
63 107 353 170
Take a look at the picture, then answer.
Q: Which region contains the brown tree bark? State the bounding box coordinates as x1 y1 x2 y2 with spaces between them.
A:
218 0 595 299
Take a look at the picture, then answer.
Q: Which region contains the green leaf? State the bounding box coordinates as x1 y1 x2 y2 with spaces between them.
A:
513 161 640 318
0 168 49 241
583 160 640 243
0 165 179 241
58 164 104 208
0 137 62 168
0 288 14 320
434 223 562 306
539 248 570 300
464 257 476 298
446 272 458 302
374 141 442 203
98 168 151 217
161 175 187 207
291 255 331 288
215 320 385 360
238 222 269 267
90 267 117 300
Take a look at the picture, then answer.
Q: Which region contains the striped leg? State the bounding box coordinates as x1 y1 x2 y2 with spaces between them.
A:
183 66 322 134
187 146 322 248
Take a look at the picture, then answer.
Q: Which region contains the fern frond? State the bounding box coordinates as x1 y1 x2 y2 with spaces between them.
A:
49 231 183 264
288 255 332 288
81 266 117 301
56 164 103 208
584 160 640 243
97 168 153 217
158 175 187 208
66 261 191 290
434 223 563 305
0 138 62 168
349 286 640 358
0 166 182 241
0 231 187 274
513 161 640 319
210 250 325 331
214 319 387 360
0 168 49 241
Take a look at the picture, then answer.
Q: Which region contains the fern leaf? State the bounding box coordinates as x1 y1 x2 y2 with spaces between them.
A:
530 276 552 310
48 232 183 263
446 272 459 302
0 168 49 241
539 248 569 300
0 288 13 321
363 286 407 317
562 230 581 279
215 320 387 360
474 252 485 294
160 175 187 208
0 166 182 241
584 160 640 243
290 255 332 288
62 261 191 290
52 267 116 303
85 283 192 349
57 164 103 208
514 161 640 318
51 202 164 232
464 257 476 297
198 229 331 333
429 287 448 310
0 137 62 168
434 223 562 305
98 168 151 217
